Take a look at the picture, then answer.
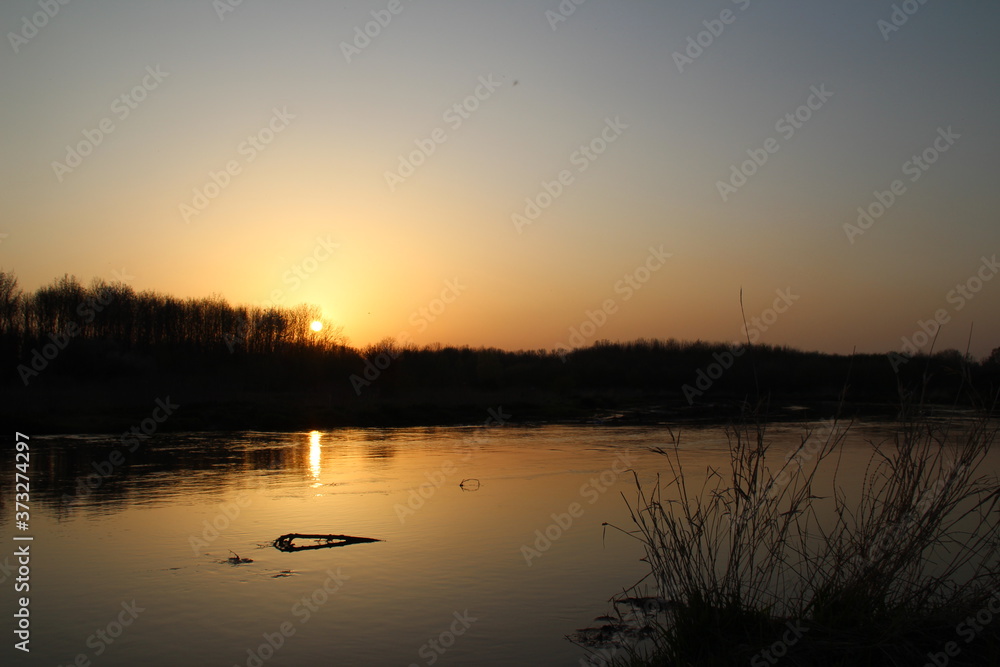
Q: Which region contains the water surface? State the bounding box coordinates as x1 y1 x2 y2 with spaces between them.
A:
2 420 975 666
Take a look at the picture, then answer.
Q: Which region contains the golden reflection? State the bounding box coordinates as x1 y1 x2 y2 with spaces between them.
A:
308 430 322 484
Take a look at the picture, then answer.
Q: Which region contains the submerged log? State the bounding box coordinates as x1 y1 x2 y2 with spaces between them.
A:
226 550 253 564
272 533 383 552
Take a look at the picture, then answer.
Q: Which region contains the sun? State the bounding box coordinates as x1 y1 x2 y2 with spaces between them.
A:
310 321 323 332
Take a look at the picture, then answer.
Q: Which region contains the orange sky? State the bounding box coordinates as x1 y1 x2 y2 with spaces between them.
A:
2 1 998 357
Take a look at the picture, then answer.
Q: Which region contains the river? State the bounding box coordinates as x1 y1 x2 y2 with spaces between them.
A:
1 417 984 666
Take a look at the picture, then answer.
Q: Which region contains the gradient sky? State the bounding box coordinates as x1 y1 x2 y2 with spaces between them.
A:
2 0 998 357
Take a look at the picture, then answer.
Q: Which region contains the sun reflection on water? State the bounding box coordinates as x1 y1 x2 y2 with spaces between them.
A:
308 430 322 487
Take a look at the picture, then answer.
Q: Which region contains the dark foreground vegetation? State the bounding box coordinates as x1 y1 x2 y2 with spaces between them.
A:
2 272 999 433
592 390 1000 667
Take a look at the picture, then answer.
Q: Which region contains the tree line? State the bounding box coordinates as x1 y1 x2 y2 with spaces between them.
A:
3 271 998 406
1 272 343 361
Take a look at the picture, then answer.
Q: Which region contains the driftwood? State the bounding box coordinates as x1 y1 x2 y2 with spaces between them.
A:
272 533 382 552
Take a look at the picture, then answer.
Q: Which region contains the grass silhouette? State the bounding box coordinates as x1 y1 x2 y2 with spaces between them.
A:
598 364 1000 665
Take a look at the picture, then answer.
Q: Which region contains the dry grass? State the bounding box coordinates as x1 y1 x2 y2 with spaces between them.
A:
600 390 1000 666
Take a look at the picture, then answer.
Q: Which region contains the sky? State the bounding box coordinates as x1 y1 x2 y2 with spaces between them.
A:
2 0 998 357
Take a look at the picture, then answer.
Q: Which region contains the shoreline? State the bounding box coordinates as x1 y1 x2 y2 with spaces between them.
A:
10 387 975 437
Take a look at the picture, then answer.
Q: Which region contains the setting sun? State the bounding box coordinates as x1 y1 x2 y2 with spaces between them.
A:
310 321 323 332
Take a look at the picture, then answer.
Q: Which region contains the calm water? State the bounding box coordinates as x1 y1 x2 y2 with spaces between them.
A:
0 419 981 666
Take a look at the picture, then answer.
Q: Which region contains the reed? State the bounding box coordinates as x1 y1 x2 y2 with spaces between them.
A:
603 390 1000 666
